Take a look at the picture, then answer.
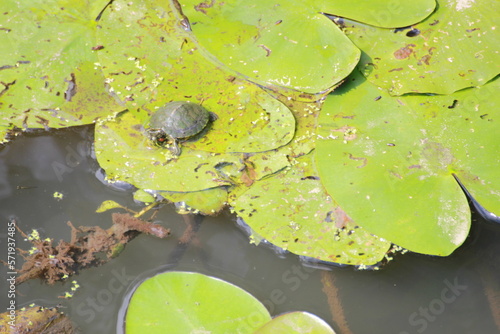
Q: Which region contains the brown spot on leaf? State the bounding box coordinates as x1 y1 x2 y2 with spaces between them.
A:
394 44 415 59
258 44 272 57
348 153 367 168
418 54 431 65
390 170 403 179
35 115 50 129
0 79 15 98
195 0 215 14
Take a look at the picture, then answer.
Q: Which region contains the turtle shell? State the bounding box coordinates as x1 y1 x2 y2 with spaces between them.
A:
149 101 210 139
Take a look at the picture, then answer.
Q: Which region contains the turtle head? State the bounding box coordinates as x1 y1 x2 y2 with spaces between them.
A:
147 128 172 147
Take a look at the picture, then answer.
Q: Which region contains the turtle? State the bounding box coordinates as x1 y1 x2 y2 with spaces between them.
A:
147 101 211 155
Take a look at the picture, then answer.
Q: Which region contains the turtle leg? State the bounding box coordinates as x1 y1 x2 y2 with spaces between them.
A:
170 138 182 155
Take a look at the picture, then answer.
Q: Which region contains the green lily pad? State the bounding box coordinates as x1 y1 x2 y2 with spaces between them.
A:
0 0 121 140
160 187 229 215
315 71 499 255
94 109 243 192
133 189 157 204
181 0 360 96
126 271 271 334
96 0 295 153
230 153 390 265
148 99 327 241
96 200 126 213
95 97 321 217
406 78 500 217
255 311 335 334
224 99 392 265
318 0 436 28
341 0 500 95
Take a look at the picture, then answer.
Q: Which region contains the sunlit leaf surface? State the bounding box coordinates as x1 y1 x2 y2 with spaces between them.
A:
126 272 271 334
95 109 241 192
318 0 436 28
341 0 500 95
0 0 122 137
255 311 336 334
231 153 391 265
316 71 499 255
181 0 360 95
96 0 295 154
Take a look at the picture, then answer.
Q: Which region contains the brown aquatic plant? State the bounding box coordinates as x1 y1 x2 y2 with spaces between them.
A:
3 213 169 285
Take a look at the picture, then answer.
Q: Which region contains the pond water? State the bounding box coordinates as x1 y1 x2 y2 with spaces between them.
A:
0 126 499 334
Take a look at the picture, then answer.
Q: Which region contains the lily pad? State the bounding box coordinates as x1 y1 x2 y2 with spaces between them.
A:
94 109 242 192
96 0 296 153
315 70 499 255
149 100 325 232
133 189 157 203
160 187 229 215
0 0 121 140
255 311 335 334
96 200 126 212
94 97 322 217
126 271 271 334
181 0 360 96
230 153 391 265
340 0 500 95
318 0 436 28
223 99 392 265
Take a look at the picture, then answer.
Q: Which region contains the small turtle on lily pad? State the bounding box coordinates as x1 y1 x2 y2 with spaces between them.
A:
147 101 214 155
